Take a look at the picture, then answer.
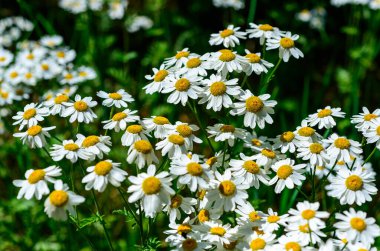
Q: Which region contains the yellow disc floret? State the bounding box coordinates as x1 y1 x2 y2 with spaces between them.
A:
154 70 169 82
27 125 42 136
134 140 153 154
94 161 113 176
280 131 295 142
218 180 236 196
28 169 46 184
350 217 366 232
23 108 36 119
301 209 316 220
175 78 191 92
49 190 69 207
280 37 295 48
345 175 363 191
250 238 266 250
82 135 99 148
317 108 332 118
187 162 203 176
210 227 226 236
142 176 161 195
210 81 227 96
108 92 122 100
246 96 264 113
74 101 88 112
277 165 293 179
334 138 351 149
243 160 260 174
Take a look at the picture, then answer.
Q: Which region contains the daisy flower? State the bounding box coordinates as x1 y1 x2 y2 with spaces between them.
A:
268 158 306 193
272 131 297 153
347 241 377 251
229 153 270 188
261 208 289 233
77 134 111 159
196 221 236 246
243 50 273 75
82 160 128 192
17 48 46 67
12 103 49 130
13 166 61 200
293 120 322 146
209 25 246 48
163 194 197 223
324 134 362 162
40 35 63 48
177 54 209 77
50 139 92 163
127 139 158 169
142 115 172 139
52 48 76 64
127 164 174 218
236 203 264 229
334 208 380 244
76 66 96 82
156 133 188 158
246 23 281 45
97 89 134 108
296 141 330 166
60 70 79 85
44 180 85 221
252 147 284 169
5 66 23 85
206 169 249 212
161 74 203 106
266 31 304 62
307 106 345 129
326 167 377 206
0 49 14 67
170 153 213 192
102 109 140 132
144 65 171 94
121 124 150 146
169 235 211 251
205 150 229 171
165 48 194 68
13 124 55 148
198 74 241 112
164 217 196 242
285 221 326 245
239 232 276 251
243 131 270 152
166 121 202 151
44 93 70 116
62 95 97 124
207 123 247 147
363 119 380 149
207 49 247 77
36 59 62 80
273 235 309 251
287 201 329 228
230 90 277 129
351 107 380 132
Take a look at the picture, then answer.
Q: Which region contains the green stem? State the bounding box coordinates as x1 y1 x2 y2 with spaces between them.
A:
260 58 282 94
364 147 377 164
317 159 338 191
104 106 115 136
138 202 144 244
295 186 308 199
117 188 139 224
247 0 257 24
311 165 316 202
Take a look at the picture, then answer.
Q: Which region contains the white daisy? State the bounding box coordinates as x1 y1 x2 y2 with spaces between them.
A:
142 115 172 139
243 50 274 76
102 109 140 132
285 221 326 245
268 158 306 193
251 147 284 169
246 23 281 45
121 124 150 146
13 166 61 200
164 217 196 242
206 49 248 77
347 241 377 251
230 90 277 129
163 194 197 223
50 139 92 163
198 74 241 112
36 59 62 80
165 121 202 151
324 134 363 162
207 123 247 147
127 139 159 169
0 49 14 67
235 203 265 236
77 134 111 159
44 180 85 221
266 31 304 62
76 66 96 82
169 235 211 251
243 131 270 152
363 119 380 149
82 160 128 192
12 103 49 130
127 164 174 218
296 141 330 166
287 201 329 229
351 107 380 132
144 65 171 94
40 35 63 48
307 106 345 129
261 208 289 233
5 65 23 85
156 133 188 158
164 48 194 68
196 221 236 247
239 232 276 251
209 25 246 48
293 120 322 146
13 124 55 148
177 54 209 77
52 48 76 64
97 89 134 108
272 130 297 153
62 95 97 124
273 235 309 251
44 93 70 116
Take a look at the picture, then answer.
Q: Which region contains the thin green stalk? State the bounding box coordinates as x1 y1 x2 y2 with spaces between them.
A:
364 147 377 164
104 106 115 136
311 165 316 202
221 141 228 171
317 159 338 191
117 187 139 223
247 0 257 24
138 202 144 244
260 58 282 94
295 186 309 200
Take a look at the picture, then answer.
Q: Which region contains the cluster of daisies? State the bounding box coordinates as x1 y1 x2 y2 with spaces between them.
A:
296 8 326 30
59 0 129 19
331 0 380 9
0 16 33 47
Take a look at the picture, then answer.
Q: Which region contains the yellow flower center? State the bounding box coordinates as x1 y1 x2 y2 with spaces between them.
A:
25 72 33 79
206 156 217 166
317 108 332 118
258 24 273 31
175 51 190 59
198 209 210 222
142 176 161 194
108 92 122 100
277 165 293 179
175 78 191 92
153 116 169 125
317 166 325 170
252 226 265 235
285 242 301 251
94 161 113 176
177 223 192 235
82 135 99 148
170 195 182 208
186 162 203 176
56 51 65 58
49 190 69 207
210 81 227 96
246 53 261 63
301 209 316 220
243 160 260 174
298 127 315 137
334 138 351 149
78 71 87 77
64 143 79 151
27 125 42 136
280 131 295 142
134 140 153 154
223 241 238 250
345 175 363 191
112 112 127 121
176 124 192 137
358 249 368 251
28 169 46 184
64 73 73 80
218 49 236 62
350 217 366 232
218 180 236 196
261 149 276 159
309 143 324 154
26 53 34 60
168 134 185 145
182 239 197 251
10 71 18 78
342 238 348 244
1 90 9 99
197 189 206 200
220 124 235 133
186 58 201 68
267 215 280 223
220 29 234 38
54 94 69 104
74 101 88 112
299 224 310 233
364 113 377 121
249 211 262 222
210 226 226 236
154 69 168 82
23 108 37 119
280 37 295 48
246 96 264 113
41 64 49 71
127 125 143 134
250 238 266 250
0 56 5 62
376 126 380 136
251 138 262 146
